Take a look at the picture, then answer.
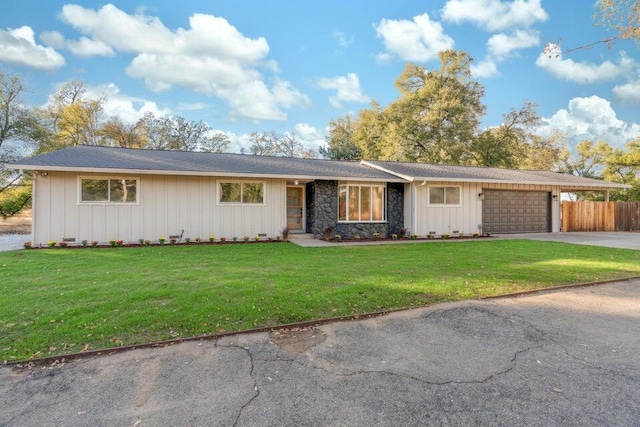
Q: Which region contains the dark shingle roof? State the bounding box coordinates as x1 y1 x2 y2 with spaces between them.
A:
8 145 627 189
363 160 628 189
9 145 400 181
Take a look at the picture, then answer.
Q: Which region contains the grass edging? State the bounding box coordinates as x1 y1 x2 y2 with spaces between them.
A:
7 275 638 369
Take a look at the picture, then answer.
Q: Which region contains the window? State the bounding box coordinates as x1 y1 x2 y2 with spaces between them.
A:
338 184 386 222
219 182 264 204
429 186 461 206
80 178 137 203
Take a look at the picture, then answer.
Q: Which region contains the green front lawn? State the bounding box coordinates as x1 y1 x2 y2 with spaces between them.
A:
1 240 639 361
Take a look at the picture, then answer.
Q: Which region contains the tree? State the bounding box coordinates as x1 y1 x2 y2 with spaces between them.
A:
467 100 563 169
320 116 362 160
0 71 38 218
596 0 640 43
98 116 146 148
136 113 229 152
603 139 640 200
242 131 316 158
559 140 612 178
328 51 486 163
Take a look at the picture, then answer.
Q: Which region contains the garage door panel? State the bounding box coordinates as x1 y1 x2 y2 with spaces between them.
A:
482 190 550 234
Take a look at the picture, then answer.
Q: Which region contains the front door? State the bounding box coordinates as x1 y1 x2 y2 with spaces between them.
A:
286 187 304 231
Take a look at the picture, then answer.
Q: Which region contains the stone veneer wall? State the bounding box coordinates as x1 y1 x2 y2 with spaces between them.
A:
307 180 404 239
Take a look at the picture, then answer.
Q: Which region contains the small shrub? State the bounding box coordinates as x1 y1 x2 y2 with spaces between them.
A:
220 237 227 243
442 234 450 240
281 226 291 242
335 234 342 242
322 224 335 241
48 241 57 248
91 240 99 248
138 239 145 245
208 236 215 243
391 234 398 240
373 232 381 240
116 240 124 247
23 242 32 249
354 234 361 241
426 234 434 240
275 236 281 242
158 237 166 245
169 238 177 245
144 240 151 246
184 237 191 244
398 228 408 238
472 233 480 238
195 237 201 243
410 234 418 240
58 241 68 248
81 240 88 247
243 236 250 242
232 236 238 242
255 235 260 242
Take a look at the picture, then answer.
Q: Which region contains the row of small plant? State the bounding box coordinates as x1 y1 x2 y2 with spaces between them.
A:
321 225 491 242
24 228 291 249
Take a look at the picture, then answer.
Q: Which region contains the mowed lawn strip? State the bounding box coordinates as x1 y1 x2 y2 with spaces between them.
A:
1 239 639 361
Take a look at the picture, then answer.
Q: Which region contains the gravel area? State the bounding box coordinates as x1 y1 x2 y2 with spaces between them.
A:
0 233 30 252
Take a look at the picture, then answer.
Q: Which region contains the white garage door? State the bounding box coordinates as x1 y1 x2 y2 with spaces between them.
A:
482 190 550 233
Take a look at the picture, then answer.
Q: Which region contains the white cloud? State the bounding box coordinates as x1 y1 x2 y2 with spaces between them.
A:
536 45 636 84
84 83 171 124
442 0 548 31
67 36 115 57
41 31 66 49
317 73 370 108
333 30 353 50
0 26 65 70
57 4 307 121
487 29 539 59
471 58 500 78
613 79 640 103
374 13 454 62
292 123 325 152
539 96 640 148
473 30 540 78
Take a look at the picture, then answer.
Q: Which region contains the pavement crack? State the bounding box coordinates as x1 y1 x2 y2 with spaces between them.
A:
218 344 260 427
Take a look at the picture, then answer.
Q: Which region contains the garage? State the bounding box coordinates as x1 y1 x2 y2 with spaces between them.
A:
482 190 551 233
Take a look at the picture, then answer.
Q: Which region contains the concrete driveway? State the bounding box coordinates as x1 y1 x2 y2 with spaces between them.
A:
496 231 640 250
2 280 639 426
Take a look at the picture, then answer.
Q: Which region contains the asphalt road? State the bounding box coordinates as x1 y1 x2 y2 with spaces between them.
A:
2 280 639 426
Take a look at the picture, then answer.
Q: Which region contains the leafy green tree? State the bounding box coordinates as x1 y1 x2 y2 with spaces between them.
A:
603 139 640 200
385 51 486 163
320 116 362 160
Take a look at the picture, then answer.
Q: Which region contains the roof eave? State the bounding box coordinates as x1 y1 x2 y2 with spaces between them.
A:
7 164 405 183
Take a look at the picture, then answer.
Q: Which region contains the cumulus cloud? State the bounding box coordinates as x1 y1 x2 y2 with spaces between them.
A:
442 0 548 31
83 83 171 124
0 26 65 70
613 79 640 103
292 123 325 152
539 96 640 148
333 30 354 50
374 13 454 62
472 29 540 78
317 73 370 108
56 4 308 121
536 45 636 84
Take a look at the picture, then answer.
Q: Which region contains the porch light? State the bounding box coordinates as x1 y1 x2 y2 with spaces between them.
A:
478 192 484 200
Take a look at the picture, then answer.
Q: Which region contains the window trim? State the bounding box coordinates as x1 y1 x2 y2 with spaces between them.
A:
427 185 462 207
338 183 387 223
78 176 140 205
217 180 266 206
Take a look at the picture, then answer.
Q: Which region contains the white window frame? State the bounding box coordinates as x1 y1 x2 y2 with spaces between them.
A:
427 185 462 207
78 176 140 205
217 180 266 206
338 183 387 223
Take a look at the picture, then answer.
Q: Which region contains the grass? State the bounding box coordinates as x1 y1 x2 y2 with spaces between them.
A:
1 240 639 361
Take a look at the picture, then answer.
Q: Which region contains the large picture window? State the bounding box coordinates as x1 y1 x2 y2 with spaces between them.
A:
429 186 461 206
80 178 137 203
338 184 385 222
219 182 264 204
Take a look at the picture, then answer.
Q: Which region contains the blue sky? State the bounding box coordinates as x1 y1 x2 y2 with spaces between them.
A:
2 0 639 154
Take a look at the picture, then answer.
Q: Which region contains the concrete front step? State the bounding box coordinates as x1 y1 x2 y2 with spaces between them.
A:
288 233 314 240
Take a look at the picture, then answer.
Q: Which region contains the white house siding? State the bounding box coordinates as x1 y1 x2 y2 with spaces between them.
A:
408 181 561 236
31 172 286 245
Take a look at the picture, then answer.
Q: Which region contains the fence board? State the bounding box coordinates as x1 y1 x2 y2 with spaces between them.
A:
563 201 640 232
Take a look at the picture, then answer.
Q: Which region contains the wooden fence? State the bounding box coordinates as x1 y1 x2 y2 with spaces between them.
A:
562 201 640 232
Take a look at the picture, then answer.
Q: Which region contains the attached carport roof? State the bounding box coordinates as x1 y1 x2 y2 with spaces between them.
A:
362 160 630 190
8 145 403 182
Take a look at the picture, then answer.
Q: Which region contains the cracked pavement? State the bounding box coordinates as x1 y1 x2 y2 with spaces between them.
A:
2 280 639 426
